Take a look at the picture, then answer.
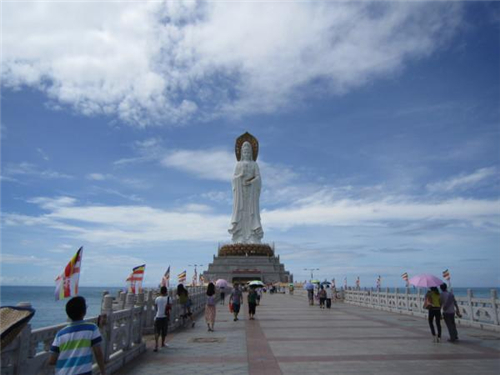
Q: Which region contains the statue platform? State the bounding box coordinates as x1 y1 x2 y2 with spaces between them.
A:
202 243 292 284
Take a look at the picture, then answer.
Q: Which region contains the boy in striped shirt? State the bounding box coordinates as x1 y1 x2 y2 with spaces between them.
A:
49 296 106 375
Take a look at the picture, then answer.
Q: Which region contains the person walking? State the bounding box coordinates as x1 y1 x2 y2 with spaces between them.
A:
230 284 243 321
440 283 461 342
318 286 327 309
153 286 171 352
307 288 314 305
248 287 258 320
205 282 217 331
424 287 442 342
220 287 226 305
325 285 333 309
177 284 195 328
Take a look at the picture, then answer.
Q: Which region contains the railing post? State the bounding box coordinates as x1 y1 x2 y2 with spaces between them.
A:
102 295 114 362
491 290 499 326
145 290 154 329
119 291 127 309
395 288 399 309
385 287 389 308
467 289 474 323
405 287 410 311
136 292 145 343
125 293 136 350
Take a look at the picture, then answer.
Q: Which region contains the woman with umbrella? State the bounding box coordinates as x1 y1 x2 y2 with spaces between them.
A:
216 279 228 305
304 282 315 305
410 274 443 343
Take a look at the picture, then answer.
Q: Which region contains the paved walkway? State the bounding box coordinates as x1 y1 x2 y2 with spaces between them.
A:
115 292 500 375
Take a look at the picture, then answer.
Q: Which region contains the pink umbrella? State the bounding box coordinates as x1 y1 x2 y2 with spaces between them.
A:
215 279 228 288
409 274 444 288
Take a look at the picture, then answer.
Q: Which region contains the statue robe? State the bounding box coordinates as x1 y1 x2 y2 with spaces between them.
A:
229 160 263 243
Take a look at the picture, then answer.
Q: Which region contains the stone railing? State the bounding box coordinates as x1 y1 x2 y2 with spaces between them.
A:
344 287 500 332
1 286 214 375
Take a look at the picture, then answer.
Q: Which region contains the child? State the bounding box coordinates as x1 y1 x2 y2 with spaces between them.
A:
49 296 106 375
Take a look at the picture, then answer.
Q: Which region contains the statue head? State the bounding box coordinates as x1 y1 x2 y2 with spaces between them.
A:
241 142 253 161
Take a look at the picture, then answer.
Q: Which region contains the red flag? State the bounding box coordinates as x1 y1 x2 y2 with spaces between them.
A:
55 247 83 301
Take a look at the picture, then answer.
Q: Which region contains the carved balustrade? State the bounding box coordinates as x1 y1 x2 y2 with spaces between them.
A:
1 286 211 375
344 288 500 332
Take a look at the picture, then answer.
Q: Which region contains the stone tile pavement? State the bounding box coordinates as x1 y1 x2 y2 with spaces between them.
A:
114 292 500 374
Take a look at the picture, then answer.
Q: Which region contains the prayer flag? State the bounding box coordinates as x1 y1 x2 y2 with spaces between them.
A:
356 276 360 288
178 270 187 284
55 247 83 301
161 266 170 287
127 264 146 293
376 275 381 288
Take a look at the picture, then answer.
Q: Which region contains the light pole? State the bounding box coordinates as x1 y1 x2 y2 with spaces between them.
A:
304 268 319 280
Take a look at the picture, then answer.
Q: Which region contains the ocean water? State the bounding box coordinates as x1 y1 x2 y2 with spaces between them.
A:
1 286 499 330
0 286 124 329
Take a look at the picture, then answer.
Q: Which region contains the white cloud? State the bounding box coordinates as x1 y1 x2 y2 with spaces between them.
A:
161 149 234 181
263 196 500 231
4 196 229 246
1 253 55 266
182 203 213 213
36 148 50 161
90 186 143 202
426 167 498 193
114 138 164 166
27 196 77 210
86 173 109 181
2 1 462 126
3 162 73 180
3 192 498 248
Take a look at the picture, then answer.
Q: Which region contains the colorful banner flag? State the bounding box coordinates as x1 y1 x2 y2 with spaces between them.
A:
443 269 451 281
178 270 187 285
376 275 381 288
356 276 360 288
161 266 170 287
126 264 146 293
55 247 83 301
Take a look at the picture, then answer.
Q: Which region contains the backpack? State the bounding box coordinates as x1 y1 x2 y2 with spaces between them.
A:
164 296 171 316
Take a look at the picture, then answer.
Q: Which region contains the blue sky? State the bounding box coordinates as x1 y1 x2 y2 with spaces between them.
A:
1 1 499 288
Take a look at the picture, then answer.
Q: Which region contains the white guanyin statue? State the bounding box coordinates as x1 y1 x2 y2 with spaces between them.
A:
229 138 264 244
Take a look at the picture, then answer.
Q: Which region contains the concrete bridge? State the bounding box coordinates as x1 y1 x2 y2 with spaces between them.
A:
115 291 500 375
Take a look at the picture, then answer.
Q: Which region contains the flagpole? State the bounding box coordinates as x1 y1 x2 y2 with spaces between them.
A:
188 264 203 287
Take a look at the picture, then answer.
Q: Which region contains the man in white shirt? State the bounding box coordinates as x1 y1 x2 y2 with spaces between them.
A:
154 286 171 352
